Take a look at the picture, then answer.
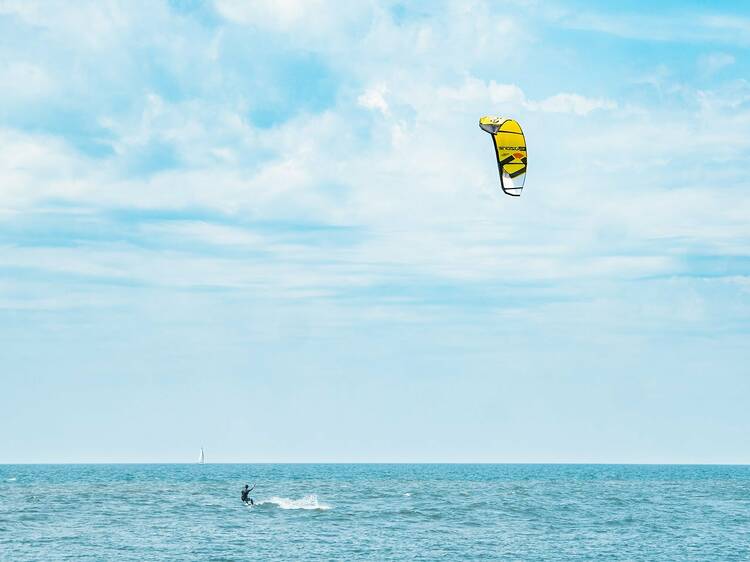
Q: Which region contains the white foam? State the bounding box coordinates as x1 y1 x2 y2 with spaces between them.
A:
260 494 331 510
6 477 17 482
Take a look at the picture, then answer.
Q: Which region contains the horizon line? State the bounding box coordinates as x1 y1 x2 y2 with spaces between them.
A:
3 461 750 466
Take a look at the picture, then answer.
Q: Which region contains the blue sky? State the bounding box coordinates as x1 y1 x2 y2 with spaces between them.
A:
1 0 749 463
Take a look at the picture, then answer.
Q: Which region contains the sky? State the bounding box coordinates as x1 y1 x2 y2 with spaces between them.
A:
1 0 749 463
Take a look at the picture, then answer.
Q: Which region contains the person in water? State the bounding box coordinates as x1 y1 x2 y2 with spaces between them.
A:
241 483 256 505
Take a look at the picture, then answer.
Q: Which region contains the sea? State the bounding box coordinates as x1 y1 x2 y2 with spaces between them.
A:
1 464 749 561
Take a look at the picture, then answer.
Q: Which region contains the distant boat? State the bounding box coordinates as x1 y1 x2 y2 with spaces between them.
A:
198 447 205 464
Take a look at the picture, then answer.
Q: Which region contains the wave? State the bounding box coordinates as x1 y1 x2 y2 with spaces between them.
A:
5 477 17 482
259 494 331 511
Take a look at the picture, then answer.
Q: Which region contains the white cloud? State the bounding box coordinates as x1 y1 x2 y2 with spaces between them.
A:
0 0 747 327
214 0 330 29
0 0 139 48
698 52 735 76
142 221 266 247
0 62 54 100
438 77 616 115
358 84 390 116
696 79 750 112
213 0 368 47
0 128 91 208
557 10 750 46
529 93 617 115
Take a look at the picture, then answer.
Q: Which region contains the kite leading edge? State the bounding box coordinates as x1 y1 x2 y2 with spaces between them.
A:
479 116 527 197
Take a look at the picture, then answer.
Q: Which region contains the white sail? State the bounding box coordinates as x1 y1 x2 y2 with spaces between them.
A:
198 447 205 464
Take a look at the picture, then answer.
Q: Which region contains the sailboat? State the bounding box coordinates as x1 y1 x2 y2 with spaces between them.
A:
198 447 205 464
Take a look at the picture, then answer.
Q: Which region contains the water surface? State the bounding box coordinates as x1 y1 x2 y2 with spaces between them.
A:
1 464 749 560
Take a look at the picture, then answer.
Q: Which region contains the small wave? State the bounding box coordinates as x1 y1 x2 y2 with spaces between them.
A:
403 492 411 497
259 495 331 510
606 514 636 526
5 478 17 482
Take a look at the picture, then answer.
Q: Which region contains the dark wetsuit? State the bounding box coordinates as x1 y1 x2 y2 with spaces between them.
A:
241 488 254 505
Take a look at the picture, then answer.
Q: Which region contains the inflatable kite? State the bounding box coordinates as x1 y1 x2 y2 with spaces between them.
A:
479 116 527 196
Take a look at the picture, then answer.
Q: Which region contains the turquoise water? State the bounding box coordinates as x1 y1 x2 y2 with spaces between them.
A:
1 464 749 560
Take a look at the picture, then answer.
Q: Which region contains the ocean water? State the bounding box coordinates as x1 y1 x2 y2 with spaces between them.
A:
1 464 749 561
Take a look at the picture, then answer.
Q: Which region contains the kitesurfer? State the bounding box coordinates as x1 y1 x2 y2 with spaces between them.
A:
241 483 256 505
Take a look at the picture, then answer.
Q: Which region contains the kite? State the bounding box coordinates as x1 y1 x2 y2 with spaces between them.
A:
479 116 527 196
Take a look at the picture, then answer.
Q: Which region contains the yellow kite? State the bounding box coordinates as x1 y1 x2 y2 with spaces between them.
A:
479 116 527 196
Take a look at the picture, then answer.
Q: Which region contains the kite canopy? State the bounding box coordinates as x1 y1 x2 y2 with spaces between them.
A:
479 116 527 196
